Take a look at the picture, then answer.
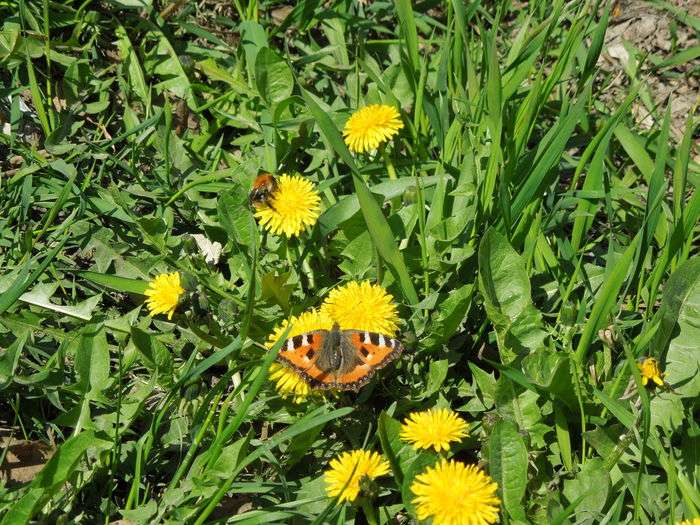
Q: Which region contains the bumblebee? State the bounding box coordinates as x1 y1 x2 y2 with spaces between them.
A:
249 172 278 210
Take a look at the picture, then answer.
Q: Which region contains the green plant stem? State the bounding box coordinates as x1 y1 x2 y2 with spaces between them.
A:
570 357 588 463
414 167 430 306
383 148 398 180
290 239 315 290
359 498 378 525
167 392 223 492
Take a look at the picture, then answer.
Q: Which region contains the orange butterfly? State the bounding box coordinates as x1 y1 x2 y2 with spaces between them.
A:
276 323 403 391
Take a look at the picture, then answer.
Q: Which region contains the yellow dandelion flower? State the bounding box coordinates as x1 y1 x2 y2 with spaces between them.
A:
411 459 500 525
144 272 184 320
400 408 469 452
320 281 399 335
266 308 333 402
342 104 404 153
638 357 664 387
268 362 312 404
677 519 700 525
266 308 334 348
254 174 321 237
324 450 391 503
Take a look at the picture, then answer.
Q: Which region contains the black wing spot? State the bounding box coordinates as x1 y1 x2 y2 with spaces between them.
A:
306 349 316 359
360 346 370 358
292 335 303 348
369 333 380 346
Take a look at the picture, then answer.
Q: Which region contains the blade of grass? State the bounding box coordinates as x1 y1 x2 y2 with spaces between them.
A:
395 0 419 80
570 90 638 251
635 106 670 303
580 1 611 86
23 52 51 137
613 124 654 182
510 85 590 221
76 271 148 295
574 231 641 365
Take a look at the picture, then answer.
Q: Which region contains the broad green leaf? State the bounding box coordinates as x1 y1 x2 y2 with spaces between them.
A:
75 323 111 393
563 458 610 524
218 189 256 247
488 419 528 520
20 283 101 321
150 30 195 106
522 349 576 409
1 488 45 525
401 451 438 520
211 436 250 478
478 229 547 362
653 257 700 397
34 430 111 487
0 330 28 388
260 271 294 311
422 284 473 348
115 22 150 108
131 327 174 384
423 359 449 398
650 393 684 433
468 362 497 406
240 21 268 82
378 411 405 485
255 47 293 105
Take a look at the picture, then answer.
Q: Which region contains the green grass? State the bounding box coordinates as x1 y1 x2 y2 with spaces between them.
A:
1 0 699 523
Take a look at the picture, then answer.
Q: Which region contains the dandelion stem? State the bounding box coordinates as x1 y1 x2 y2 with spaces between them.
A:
359 498 378 525
383 148 398 180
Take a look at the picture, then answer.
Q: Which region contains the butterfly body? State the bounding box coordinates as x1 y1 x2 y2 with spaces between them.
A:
277 323 403 391
249 173 278 209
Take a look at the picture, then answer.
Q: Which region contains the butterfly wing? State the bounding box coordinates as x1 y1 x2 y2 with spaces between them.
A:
276 330 337 388
332 330 404 391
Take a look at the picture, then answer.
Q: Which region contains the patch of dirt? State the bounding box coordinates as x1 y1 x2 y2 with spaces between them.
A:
598 0 699 140
0 434 55 486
